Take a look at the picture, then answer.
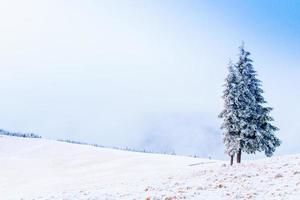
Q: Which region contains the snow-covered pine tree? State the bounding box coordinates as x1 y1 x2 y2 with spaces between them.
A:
233 43 280 163
235 44 280 159
220 44 281 165
219 61 241 165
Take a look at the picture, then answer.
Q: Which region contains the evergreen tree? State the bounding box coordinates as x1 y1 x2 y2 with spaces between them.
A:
220 44 281 164
219 61 240 165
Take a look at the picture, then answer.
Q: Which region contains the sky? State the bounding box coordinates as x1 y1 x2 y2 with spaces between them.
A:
0 0 299 159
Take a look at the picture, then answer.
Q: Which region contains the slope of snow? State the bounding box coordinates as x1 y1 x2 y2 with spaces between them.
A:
0 136 299 200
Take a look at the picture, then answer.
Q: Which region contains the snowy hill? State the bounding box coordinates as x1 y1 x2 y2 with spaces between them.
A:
0 136 299 200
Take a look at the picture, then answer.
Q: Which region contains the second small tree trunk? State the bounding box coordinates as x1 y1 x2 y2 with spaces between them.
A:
237 149 242 163
230 154 234 166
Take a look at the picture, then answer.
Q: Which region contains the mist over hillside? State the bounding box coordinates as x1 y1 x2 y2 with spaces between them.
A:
137 113 222 158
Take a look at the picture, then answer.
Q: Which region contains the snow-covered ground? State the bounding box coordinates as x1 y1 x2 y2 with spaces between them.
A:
0 136 299 200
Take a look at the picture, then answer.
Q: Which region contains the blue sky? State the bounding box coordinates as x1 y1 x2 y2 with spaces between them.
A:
0 0 299 159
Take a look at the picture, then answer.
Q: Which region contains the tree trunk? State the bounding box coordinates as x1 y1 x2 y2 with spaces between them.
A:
237 149 242 164
230 154 234 166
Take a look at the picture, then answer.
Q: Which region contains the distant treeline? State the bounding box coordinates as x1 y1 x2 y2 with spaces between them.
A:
57 138 105 148
1 129 202 158
0 129 41 138
57 138 178 156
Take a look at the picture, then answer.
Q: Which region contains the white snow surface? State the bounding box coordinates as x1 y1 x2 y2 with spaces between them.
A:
0 136 299 200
